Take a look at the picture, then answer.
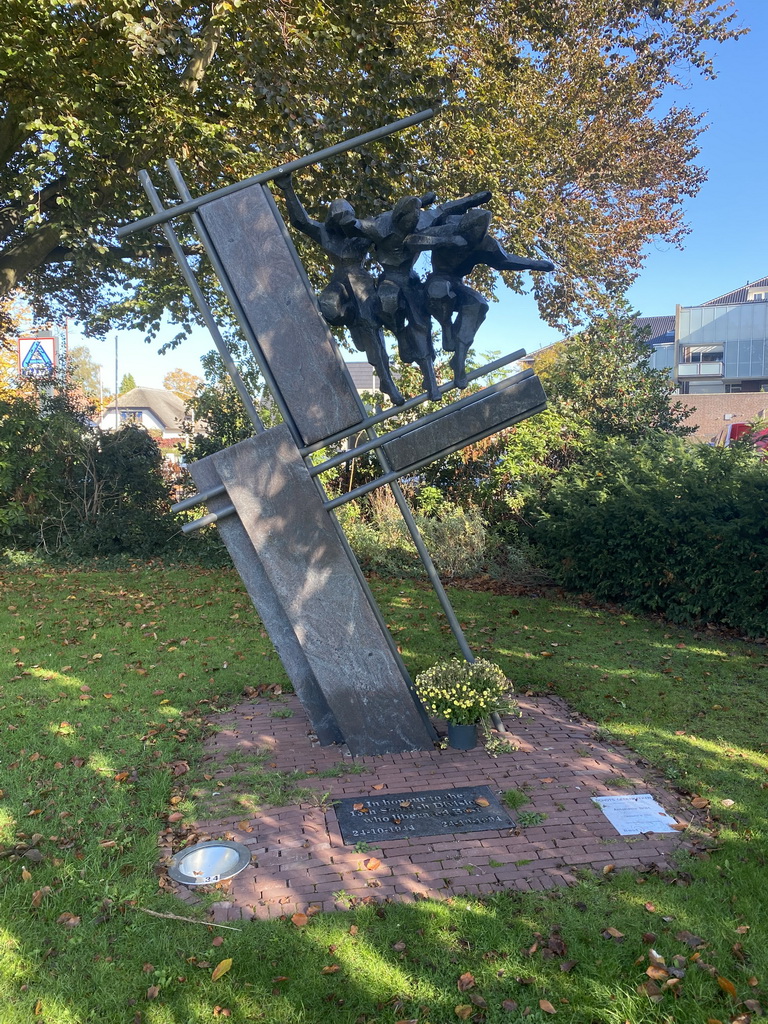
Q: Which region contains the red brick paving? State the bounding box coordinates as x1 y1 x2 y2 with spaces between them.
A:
163 694 691 921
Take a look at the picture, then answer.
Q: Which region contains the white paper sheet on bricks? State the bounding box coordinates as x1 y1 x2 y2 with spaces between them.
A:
593 794 678 835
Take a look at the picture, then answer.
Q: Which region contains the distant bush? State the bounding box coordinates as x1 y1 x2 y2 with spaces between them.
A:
529 435 768 636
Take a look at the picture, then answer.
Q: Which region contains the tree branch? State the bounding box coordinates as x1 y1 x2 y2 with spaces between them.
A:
0 224 63 296
181 2 228 95
0 177 68 244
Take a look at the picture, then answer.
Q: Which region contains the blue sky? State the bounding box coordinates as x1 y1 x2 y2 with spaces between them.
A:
74 0 768 389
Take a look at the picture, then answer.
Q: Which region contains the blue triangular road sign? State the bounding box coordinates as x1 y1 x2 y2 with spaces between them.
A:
21 341 54 372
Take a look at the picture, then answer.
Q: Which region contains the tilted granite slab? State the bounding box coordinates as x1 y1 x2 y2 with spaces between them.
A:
382 373 547 472
198 184 361 446
206 426 436 756
188 448 343 747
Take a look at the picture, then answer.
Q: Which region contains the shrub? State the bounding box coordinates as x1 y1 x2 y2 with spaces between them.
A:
339 489 488 580
528 434 768 635
0 383 177 557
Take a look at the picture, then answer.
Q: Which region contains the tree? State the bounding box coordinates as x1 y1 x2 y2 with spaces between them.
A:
64 344 101 402
119 372 137 394
535 312 695 439
163 367 203 402
183 344 276 459
0 1 743 349
0 374 176 554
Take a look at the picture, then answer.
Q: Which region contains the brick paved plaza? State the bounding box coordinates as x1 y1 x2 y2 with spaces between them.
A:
164 694 690 922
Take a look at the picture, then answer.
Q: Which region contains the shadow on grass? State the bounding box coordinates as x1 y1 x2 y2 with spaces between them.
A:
1 569 767 1023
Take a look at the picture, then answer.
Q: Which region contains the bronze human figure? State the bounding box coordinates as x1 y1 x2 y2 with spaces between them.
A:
354 193 440 400
407 195 554 388
275 174 405 405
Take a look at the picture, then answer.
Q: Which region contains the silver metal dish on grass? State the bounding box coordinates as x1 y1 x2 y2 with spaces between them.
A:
167 840 252 886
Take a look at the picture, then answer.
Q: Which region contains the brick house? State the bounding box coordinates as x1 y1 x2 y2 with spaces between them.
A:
644 276 768 440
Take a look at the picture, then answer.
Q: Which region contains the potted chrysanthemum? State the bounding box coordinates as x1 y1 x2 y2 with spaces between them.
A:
415 658 514 750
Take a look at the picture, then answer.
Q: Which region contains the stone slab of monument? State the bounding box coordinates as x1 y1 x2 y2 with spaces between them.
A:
198 185 361 446
188 450 343 747
382 372 547 472
202 425 436 756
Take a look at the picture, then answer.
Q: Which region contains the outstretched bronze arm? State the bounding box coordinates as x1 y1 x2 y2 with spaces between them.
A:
273 174 324 245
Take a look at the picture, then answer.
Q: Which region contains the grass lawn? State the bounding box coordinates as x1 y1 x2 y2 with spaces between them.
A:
1 562 766 1024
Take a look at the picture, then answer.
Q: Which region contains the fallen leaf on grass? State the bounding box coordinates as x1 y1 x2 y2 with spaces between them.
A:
602 927 624 941
455 1006 473 1020
560 961 577 973
469 994 487 1007
539 999 557 1014
212 937 224 947
321 965 340 974
457 972 476 991
715 976 737 998
675 930 705 948
646 965 669 981
21 867 32 882
291 913 308 927
31 887 51 908
501 1000 518 1012
56 912 80 927
691 797 710 809
744 998 763 1014
392 941 406 952
637 980 664 1002
212 1007 231 1017
602 864 615 875
211 959 233 982
349 925 358 936
146 985 160 1000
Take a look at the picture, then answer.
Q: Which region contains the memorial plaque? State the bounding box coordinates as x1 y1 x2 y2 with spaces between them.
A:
335 786 513 844
593 794 678 835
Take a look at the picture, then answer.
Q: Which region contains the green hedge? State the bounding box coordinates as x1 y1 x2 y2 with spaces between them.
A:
529 435 768 636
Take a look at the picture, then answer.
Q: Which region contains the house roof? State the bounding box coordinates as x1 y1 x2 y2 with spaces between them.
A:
346 361 379 390
102 387 189 429
636 315 675 345
702 276 768 306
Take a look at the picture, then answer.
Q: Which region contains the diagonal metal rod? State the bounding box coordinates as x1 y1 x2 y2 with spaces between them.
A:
118 108 436 238
323 398 547 510
299 349 525 455
172 350 527 515
309 369 533 476
137 171 264 432
318 327 478 667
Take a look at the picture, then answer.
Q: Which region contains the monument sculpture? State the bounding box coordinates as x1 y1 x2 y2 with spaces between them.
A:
116 108 553 756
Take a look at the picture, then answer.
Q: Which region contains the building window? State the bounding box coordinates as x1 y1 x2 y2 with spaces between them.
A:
120 410 143 423
725 384 742 394
681 345 724 364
